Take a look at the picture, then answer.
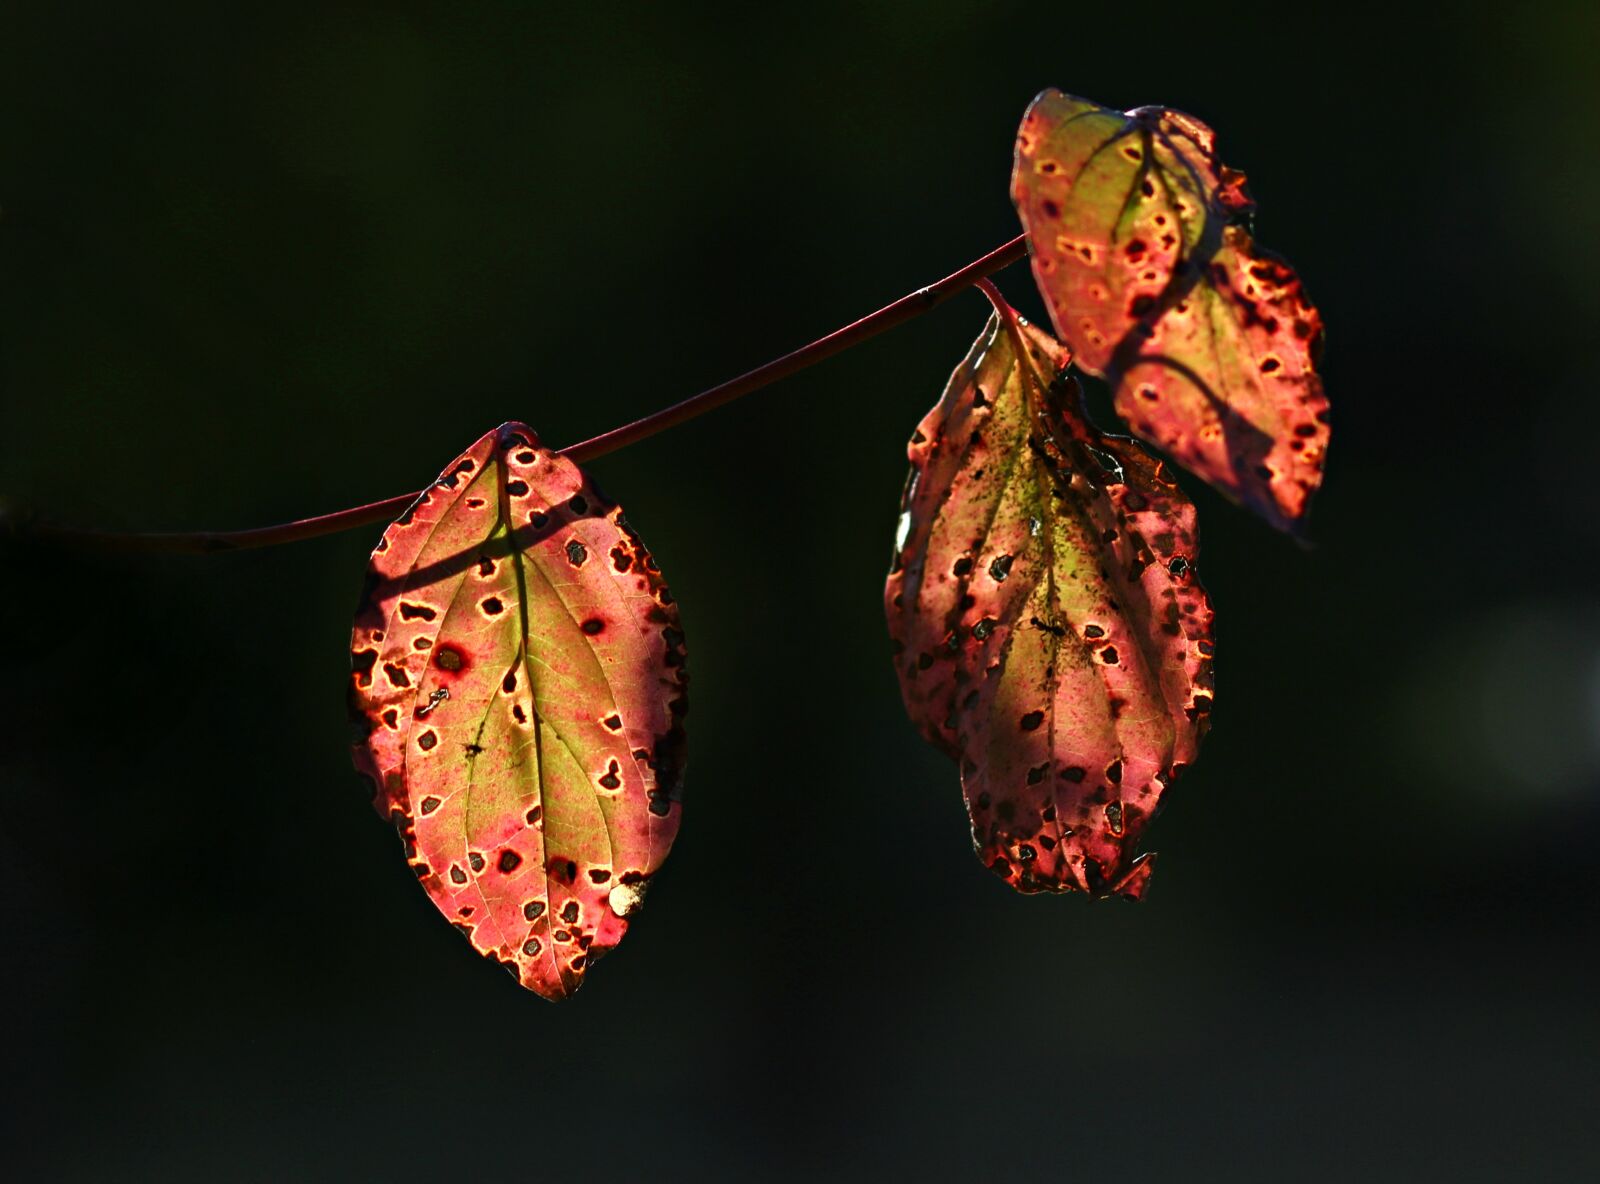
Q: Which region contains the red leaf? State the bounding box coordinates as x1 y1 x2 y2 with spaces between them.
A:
1012 89 1329 531
350 423 687 998
886 306 1213 896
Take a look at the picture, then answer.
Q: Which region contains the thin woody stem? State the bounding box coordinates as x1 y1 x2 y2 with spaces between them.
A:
11 234 1029 555
562 235 1028 465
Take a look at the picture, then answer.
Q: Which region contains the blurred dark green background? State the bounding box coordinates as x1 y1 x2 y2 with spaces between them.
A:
3 3 1597 1179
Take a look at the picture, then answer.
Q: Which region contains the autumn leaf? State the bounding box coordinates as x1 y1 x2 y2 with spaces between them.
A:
1012 88 1329 532
886 300 1213 897
349 422 687 999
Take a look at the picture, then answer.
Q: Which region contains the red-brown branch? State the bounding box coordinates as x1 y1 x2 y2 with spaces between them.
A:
9 234 1028 555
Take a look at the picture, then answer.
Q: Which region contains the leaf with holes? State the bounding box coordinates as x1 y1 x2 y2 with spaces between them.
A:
886 304 1213 897
1012 88 1329 532
349 422 687 999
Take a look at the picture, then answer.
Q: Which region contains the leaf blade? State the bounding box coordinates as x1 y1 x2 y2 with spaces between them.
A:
1013 88 1329 531
350 422 686 999
887 314 1213 895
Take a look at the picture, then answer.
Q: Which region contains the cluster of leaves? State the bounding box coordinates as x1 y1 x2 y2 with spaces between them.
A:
347 90 1327 998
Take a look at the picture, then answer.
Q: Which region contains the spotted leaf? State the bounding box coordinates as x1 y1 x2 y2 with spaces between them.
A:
886 305 1213 896
1012 88 1329 531
350 422 687 999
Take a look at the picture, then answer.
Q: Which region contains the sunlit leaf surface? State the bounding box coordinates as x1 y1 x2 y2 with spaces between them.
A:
887 309 1213 895
350 422 687 998
1013 89 1329 531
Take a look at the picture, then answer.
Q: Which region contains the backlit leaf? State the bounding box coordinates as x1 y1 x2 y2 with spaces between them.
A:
350 422 687 999
886 307 1213 896
1012 89 1329 531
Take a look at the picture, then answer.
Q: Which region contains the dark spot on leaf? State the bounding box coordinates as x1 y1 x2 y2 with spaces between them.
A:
567 495 589 515
523 900 546 920
351 648 378 687
398 602 436 622
522 939 542 956
497 850 522 873
1100 646 1120 665
581 618 605 635
1106 759 1123 784
417 731 438 751
435 647 464 672
450 866 467 885
989 554 1014 582
566 540 588 566
481 597 504 615
420 796 441 815
505 479 530 497
1020 710 1044 731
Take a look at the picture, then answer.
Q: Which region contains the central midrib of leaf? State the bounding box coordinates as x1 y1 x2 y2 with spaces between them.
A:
491 451 622 893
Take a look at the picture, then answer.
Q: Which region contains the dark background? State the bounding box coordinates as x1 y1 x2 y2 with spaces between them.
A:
3 3 1596 1179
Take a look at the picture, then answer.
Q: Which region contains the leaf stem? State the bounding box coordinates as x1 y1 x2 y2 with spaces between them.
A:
9 234 1028 555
